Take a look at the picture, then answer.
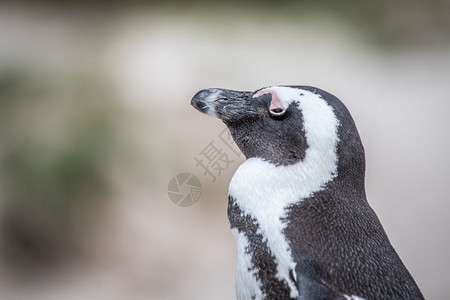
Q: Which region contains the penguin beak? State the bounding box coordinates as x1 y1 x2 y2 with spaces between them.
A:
191 88 257 122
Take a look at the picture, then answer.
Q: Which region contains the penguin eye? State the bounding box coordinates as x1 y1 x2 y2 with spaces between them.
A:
269 107 286 118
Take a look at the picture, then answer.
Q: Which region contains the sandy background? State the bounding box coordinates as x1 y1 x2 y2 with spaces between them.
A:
0 2 449 299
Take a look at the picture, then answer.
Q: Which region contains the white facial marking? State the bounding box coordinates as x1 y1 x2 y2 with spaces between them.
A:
231 228 264 300
201 89 222 117
230 87 340 298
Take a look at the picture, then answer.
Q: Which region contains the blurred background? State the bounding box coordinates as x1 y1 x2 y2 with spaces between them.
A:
0 1 449 299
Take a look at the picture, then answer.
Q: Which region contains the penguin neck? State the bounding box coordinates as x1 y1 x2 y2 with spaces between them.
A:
334 130 367 195
229 136 339 210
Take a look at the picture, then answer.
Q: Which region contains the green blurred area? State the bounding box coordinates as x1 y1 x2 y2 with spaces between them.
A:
7 0 450 47
0 68 121 270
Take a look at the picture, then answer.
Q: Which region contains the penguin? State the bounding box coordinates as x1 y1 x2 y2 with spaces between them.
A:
190 86 424 300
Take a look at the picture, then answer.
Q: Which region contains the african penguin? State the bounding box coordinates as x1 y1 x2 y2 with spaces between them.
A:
190 86 424 300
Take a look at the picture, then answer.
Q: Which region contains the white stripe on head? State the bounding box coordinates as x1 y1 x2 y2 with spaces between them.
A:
229 87 340 298
231 228 264 300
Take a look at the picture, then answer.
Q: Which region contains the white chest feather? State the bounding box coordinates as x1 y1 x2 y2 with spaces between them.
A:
232 228 264 300
229 88 340 299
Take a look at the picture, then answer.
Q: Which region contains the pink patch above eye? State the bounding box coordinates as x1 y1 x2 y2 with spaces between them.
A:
253 89 286 112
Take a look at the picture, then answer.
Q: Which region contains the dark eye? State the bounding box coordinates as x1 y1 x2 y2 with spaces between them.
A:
269 107 286 118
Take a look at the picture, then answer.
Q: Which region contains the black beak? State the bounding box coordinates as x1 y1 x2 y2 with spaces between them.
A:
191 88 256 122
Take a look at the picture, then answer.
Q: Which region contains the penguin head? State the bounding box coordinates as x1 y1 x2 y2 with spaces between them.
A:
191 86 365 181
